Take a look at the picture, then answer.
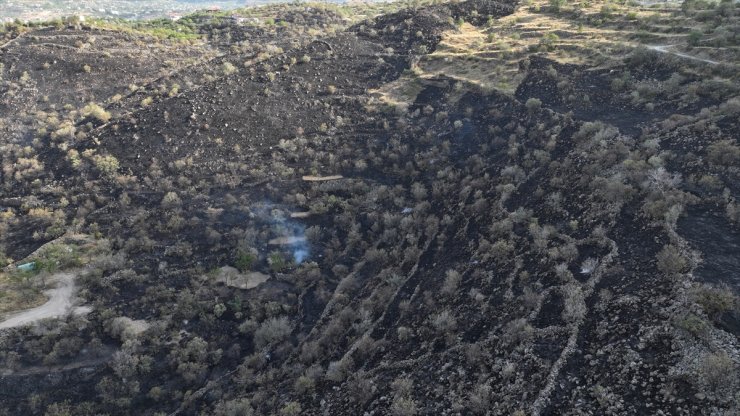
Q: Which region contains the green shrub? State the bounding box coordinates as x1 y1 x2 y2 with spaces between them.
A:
441 269 461 296
707 140 740 167
279 402 301 416
490 240 515 263
688 30 702 46
693 284 736 319
254 316 292 348
538 33 559 51
81 103 111 123
51 121 76 141
222 62 237 75
699 352 736 392
294 375 315 395
390 397 418 416
525 97 542 112
656 245 689 275
160 192 181 209
34 244 82 273
213 303 227 318
234 251 255 272
43 401 73 416
268 252 287 272
600 4 615 18
92 155 120 177
549 0 566 12
214 398 254 416
674 313 708 337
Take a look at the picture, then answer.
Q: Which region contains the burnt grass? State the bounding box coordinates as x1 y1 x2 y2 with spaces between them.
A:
0 1 739 415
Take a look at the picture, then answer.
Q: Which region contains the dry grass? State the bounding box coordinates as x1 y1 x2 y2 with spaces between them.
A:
371 0 733 107
0 272 46 317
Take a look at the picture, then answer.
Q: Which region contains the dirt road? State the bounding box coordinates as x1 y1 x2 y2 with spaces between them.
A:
647 44 719 65
0 272 80 329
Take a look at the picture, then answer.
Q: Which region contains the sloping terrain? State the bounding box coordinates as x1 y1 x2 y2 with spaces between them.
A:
0 1 738 415
0 23 212 143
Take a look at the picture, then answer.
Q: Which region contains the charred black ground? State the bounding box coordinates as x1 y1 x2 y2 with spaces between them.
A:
0 1 738 415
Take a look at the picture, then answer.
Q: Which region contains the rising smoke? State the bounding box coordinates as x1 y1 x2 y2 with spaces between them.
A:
254 202 310 265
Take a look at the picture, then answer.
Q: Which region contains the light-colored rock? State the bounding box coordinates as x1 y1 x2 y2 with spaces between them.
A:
214 266 269 289
302 175 343 182
268 236 307 245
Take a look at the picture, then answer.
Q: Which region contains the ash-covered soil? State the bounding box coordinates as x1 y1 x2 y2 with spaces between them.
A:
0 1 737 415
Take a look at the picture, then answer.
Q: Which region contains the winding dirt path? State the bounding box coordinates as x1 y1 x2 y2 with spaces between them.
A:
647 44 719 65
0 272 83 329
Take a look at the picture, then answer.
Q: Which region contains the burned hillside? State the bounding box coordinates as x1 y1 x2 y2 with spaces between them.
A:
0 0 738 415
